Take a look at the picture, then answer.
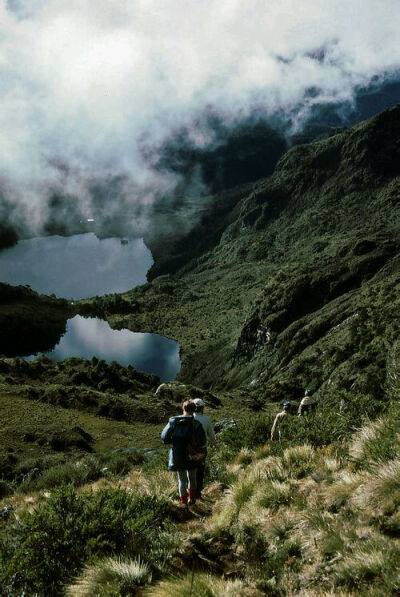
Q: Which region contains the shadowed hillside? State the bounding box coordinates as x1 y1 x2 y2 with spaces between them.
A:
81 105 399 402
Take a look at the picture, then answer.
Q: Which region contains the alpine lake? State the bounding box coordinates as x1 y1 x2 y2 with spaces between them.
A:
0 233 180 381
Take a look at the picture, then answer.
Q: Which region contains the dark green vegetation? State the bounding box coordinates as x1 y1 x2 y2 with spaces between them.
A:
0 105 399 595
1 486 175 595
81 105 399 402
0 282 72 356
0 355 159 421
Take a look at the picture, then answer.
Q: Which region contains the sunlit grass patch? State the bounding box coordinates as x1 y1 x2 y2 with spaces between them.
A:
334 538 400 591
234 447 253 466
349 417 400 469
247 456 286 483
283 444 315 478
66 557 151 596
253 443 271 461
352 458 400 515
145 572 259 596
257 480 293 511
231 478 256 512
322 471 363 511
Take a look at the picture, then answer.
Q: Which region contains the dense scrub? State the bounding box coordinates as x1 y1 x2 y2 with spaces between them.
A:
0 487 175 595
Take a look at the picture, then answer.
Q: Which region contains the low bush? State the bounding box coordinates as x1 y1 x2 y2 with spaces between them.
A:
219 413 275 451
0 485 173 595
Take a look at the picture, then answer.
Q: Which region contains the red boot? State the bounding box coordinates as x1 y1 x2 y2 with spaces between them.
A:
188 489 196 505
179 495 188 507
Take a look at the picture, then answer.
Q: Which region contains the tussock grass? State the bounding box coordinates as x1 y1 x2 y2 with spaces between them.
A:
66 557 151 596
322 471 362 510
282 444 315 478
253 443 271 460
349 416 400 468
334 538 400 590
246 456 286 483
231 478 256 512
145 573 260 596
234 447 253 465
2 383 399 596
257 480 293 511
352 458 400 514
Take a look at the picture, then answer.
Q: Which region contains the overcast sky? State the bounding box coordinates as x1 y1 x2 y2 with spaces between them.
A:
1 0 399 229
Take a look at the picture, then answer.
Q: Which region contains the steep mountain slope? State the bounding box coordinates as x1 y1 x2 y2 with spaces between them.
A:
86 105 400 400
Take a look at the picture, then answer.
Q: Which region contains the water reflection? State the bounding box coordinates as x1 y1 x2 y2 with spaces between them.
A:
26 315 181 382
0 233 153 299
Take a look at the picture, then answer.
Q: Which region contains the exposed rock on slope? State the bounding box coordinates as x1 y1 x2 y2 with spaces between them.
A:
81 105 400 400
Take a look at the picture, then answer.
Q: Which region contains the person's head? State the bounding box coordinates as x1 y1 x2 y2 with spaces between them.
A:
193 398 205 413
182 400 196 415
282 401 291 411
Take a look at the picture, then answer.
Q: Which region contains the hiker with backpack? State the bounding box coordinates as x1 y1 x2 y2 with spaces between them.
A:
270 401 291 440
193 398 216 499
161 400 206 507
298 389 313 416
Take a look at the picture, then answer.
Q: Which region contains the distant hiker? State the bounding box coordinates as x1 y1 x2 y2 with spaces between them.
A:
193 397 216 499
270 401 291 441
161 400 206 507
298 390 313 416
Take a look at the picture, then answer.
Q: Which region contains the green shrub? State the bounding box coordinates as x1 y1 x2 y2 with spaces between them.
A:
0 485 173 595
219 413 275 451
99 449 145 475
274 391 389 449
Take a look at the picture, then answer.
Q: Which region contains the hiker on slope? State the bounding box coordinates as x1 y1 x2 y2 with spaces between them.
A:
193 398 216 499
270 401 291 441
298 389 313 416
161 400 206 507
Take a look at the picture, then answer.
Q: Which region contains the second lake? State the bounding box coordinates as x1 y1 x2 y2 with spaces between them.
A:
25 315 181 382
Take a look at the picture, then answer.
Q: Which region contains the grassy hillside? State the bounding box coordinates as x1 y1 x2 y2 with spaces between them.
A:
80 105 399 401
1 353 398 595
0 105 399 595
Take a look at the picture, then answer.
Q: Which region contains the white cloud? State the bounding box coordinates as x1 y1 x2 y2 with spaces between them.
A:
0 0 399 229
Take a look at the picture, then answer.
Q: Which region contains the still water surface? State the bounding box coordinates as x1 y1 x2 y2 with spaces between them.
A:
0 234 180 380
26 315 181 382
0 233 153 299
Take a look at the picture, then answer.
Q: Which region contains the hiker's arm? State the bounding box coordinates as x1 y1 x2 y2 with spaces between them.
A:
161 421 174 444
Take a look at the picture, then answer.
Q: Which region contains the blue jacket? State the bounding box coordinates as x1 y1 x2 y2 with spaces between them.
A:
161 415 206 471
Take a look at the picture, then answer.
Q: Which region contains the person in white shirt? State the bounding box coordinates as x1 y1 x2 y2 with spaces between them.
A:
298 390 313 416
193 398 216 498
